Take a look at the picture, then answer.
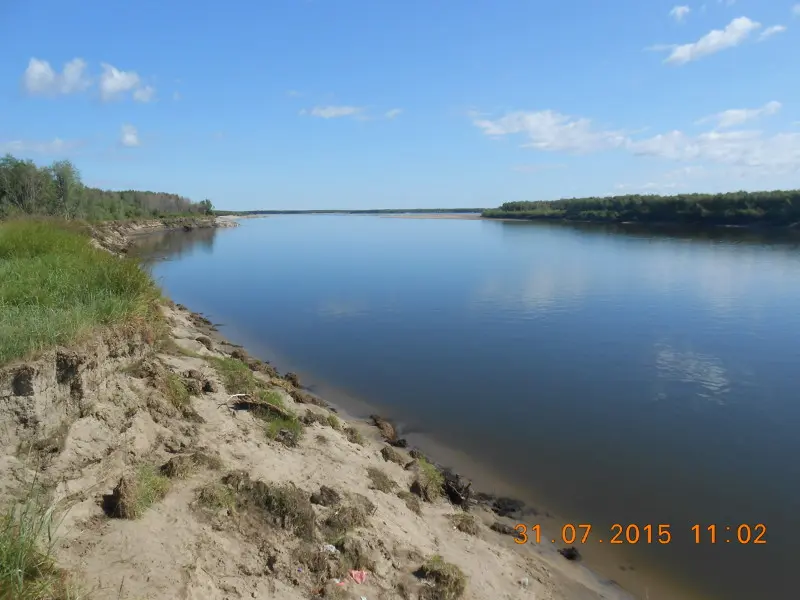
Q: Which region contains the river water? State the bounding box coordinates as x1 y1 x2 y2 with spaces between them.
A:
136 216 800 599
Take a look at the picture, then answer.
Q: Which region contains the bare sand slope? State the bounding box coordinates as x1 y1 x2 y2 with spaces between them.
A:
0 303 633 600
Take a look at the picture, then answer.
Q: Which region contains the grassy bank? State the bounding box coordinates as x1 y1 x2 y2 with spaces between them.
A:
482 190 800 226
0 219 161 364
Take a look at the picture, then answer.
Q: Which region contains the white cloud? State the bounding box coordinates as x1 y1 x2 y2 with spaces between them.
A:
119 124 140 147
512 164 567 173
99 63 154 101
474 105 800 176
0 137 76 154
385 108 403 119
794 4 800 17
696 100 781 129
658 16 761 64
302 105 364 118
471 109 628 153
23 58 90 95
759 25 787 40
669 5 691 22
629 129 800 174
133 85 156 103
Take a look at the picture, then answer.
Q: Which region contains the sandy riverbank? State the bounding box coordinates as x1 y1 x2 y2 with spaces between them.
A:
0 219 640 600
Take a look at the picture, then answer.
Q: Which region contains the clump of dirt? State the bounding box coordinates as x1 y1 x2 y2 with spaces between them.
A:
398 490 422 516
311 485 342 507
323 503 371 539
105 465 171 519
449 513 479 536
160 450 223 479
417 554 467 600
367 466 397 493
380 445 405 465
370 414 396 442
221 471 316 540
301 411 330 427
345 427 365 446
196 481 236 512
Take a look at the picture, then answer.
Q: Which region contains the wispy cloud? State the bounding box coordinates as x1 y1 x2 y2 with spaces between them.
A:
652 16 762 65
22 58 90 96
669 5 691 22
473 103 800 176
759 25 787 40
301 105 364 119
696 100 781 129
384 108 403 120
512 164 567 173
0 137 79 155
793 4 800 17
119 124 140 147
472 109 628 153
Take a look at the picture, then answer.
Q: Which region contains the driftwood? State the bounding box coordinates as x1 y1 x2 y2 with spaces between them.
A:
221 393 295 420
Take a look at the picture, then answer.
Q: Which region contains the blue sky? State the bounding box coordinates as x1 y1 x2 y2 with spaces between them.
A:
1 0 799 210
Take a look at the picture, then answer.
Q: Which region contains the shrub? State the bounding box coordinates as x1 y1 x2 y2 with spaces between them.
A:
449 513 479 535
418 555 467 600
367 467 397 493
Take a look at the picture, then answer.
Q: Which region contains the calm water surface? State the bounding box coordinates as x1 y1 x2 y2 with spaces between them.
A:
138 216 800 599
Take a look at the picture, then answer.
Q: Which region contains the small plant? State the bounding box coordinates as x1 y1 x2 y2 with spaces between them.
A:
345 427 365 446
265 416 304 447
207 356 260 395
418 555 467 600
397 490 422 516
326 414 341 430
107 464 170 519
449 513 479 536
323 504 370 538
367 467 397 493
411 458 444 502
161 371 190 409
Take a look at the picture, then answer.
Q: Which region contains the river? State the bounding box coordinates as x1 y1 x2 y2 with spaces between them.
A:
135 215 800 599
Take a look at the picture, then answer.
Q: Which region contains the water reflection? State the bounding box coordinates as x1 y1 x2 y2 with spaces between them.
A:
653 343 731 405
133 226 219 263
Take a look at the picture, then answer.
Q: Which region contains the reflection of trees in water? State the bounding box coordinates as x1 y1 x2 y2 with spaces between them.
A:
499 219 800 249
131 227 218 263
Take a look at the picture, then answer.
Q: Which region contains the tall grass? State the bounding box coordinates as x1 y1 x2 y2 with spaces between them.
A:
0 491 79 599
0 219 162 364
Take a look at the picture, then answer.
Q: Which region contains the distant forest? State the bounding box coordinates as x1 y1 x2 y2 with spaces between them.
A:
482 191 800 226
0 154 212 220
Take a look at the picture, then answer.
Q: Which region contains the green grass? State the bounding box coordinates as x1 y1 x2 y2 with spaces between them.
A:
207 356 262 394
0 491 82 599
326 414 341 430
411 458 444 502
0 219 162 365
161 372 190 409
265 416 304 445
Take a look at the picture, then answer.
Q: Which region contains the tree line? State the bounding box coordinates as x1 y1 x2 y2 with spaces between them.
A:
482 191 800 226
0 154 213 221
